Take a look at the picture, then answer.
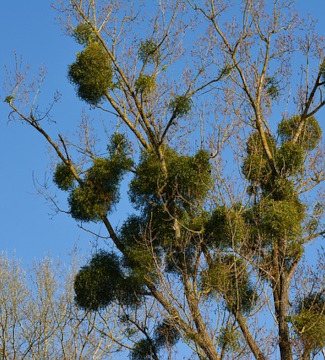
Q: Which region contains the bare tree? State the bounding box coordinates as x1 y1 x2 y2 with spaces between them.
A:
0 252 137 359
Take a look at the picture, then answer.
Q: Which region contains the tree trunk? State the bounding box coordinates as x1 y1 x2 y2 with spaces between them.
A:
234 310 266 360
273 245 293 360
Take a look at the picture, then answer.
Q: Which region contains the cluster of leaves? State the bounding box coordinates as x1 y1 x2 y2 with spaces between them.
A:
218 63 233 79
126 148 212 276
264 77 279 100
118 215 160 279
68 41 113 105
130 320 180 360
135 75 156 95
129 147 211 212
253 197 305 242
218 327 242 353
291 292 325 356
4 95 14 104
239 116 322 272
73 23 96 45
243 116 321 190
168 95 192 118
278 115 322 151
74 250 145 311
53 133 132 222
53 162 75 191
242 131 276 187
205 204 247 248
201 256 256 315
138 39 160 64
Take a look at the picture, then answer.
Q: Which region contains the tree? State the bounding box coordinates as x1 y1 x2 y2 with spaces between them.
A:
0 252 128 359
4 0 325 359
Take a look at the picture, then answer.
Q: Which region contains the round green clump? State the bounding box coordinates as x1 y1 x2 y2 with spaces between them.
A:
168 95 192 118
242 153 271 183
138 39 160 63
258 197 305 240
154 320 180 348
66 134 132 222
292 292 325 354
73 23 95 45
74 250 143 311
205 205 247 248
129 147 212 211
130 320 180 360
242 132 276 184
53 162 75 191
68 42 113 105
264 77 279 100
129 338 156 360
275 141 305 175
246 131 277 156
68 185 110 222
264 178 296 201
135 74 156 94
74 251 122 310
201 256 256 314
69 158 124 222
218 328 241 353
278 115 322 151
107 132 134 171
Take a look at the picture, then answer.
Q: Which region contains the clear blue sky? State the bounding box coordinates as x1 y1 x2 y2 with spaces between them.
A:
1 0 325 266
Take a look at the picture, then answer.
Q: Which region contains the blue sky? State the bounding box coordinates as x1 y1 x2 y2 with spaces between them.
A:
1 0 325 266
1 1 94 264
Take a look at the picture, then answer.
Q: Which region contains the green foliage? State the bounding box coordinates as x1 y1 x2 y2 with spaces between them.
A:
168 95 192 118
138 40 160 64
119 215 162 278
219 327 241 352
263 178 295 201
119 215 146 246
242 131 276 184
246 131 277 157
68 134 132 222
154 320 180 348
292 292 325 355
164 240 199 275
278 115 322 151
68 184 108 222
74 250 144 311
129 148 211 212
205 205 247 248
73 23 95 45
127 148 211 276
264 77 279 100
4 95 14 104
275 141 305 175
218 63 233 79
129 320 180 360
107 132 134 168
255 197 305 241
201 256 256 314
68 42 113 105
74 251 123 310
129 338 156 360
53 162 75 191
135 75 156 94
69 158 120 222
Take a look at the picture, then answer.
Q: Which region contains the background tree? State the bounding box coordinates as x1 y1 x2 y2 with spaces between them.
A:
0 252 130 359
4 0 325 359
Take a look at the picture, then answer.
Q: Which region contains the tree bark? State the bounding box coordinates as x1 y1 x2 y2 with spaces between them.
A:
233 310 266 360
273 244 293 360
